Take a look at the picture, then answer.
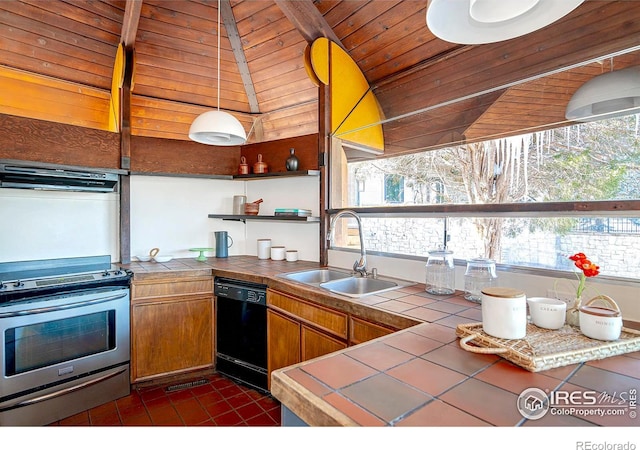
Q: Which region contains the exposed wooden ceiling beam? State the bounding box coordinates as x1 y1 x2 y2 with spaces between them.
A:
220 0 259 114
120 0 143 48
274 0 345 49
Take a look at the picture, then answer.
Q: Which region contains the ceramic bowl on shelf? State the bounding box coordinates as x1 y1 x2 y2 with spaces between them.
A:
244 199 263 215
153 255 173 263
136 255 151 262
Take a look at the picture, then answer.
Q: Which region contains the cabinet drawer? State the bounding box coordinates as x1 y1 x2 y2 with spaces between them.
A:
349 316 396 345
267 289 348 339
132 276 213 301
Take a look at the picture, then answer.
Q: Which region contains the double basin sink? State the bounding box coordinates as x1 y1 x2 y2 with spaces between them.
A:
281 268 414 298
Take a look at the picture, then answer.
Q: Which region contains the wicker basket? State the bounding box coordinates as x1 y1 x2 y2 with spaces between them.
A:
456 322 640 372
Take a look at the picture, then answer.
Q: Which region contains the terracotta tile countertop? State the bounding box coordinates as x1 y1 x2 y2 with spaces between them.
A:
270 289 640 427
124 256 640 427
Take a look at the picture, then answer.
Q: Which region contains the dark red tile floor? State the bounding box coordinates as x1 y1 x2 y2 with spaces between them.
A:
48 373 281 426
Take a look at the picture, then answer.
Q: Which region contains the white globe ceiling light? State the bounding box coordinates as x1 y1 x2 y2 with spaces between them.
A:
426 0 584 45
189 0 246 146
565 66 640 122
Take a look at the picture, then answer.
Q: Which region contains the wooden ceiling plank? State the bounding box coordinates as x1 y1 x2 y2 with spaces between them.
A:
0 18 115 70
11 0 122 37
0 6 118 56
0 50 111 89
134 67 247 98
330 0 403 46
134 50 243 83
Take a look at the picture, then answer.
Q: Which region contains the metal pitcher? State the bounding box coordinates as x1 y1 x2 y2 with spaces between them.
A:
214 231 233 258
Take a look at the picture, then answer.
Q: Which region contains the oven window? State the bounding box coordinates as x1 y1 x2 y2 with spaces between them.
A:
4 311 116 376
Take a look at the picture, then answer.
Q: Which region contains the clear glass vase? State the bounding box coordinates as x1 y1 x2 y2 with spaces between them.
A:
566 296 581 326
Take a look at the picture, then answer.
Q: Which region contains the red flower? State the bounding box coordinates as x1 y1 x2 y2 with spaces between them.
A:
568 252 600 298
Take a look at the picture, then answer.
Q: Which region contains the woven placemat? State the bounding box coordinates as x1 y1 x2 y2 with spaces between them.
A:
456 322 640 372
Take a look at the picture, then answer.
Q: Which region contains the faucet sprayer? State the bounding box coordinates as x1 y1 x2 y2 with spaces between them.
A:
327 210 367 276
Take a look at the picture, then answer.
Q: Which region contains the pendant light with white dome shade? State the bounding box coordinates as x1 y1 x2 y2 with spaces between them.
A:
426 0 584 45
565 65 640 122
189 0 246 146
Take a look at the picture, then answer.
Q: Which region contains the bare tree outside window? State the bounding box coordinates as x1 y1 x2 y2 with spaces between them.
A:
347 115 640 262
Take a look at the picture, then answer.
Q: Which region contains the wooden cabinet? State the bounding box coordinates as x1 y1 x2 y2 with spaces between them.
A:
267 309 301 374
267 289 347 388
349 316 396 346
131 274 214 384
301 324 346 360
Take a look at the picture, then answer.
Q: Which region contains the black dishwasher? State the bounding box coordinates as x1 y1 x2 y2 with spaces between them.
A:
214 277 268 393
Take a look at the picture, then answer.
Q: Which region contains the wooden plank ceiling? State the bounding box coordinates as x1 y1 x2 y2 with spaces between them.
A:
1 0 640 159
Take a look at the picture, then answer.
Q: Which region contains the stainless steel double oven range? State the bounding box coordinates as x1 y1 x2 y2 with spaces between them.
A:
0 255 132 426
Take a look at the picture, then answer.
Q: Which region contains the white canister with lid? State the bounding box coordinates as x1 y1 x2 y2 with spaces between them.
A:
481 287 527 339
257 239 271 260
579 295 622 341
270 246 286 261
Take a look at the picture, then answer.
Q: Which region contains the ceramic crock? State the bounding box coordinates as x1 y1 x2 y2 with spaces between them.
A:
579 295 622 341
481 287 527 339
238 156 249 175
253 154 268 174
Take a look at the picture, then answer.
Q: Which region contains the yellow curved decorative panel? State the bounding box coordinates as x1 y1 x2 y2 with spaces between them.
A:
310 38 330 85
338 91 385 150
308 37 384 152
109 43 125 132
304 44 321 87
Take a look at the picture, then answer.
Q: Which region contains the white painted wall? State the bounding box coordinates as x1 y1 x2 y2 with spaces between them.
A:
244 176 320 262
0 188 119 262
0 174 320 265
130 176 245 259
130 175 320 262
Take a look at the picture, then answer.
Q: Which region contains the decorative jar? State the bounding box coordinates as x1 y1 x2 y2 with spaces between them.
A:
481 287 527 339
285 148 299 171
425 250 455 295
464 258 497 303
579 295 622 341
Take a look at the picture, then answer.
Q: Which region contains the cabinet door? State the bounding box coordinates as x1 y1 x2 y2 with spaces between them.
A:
267 309 301 387
301 324 347 361
131 295 214 383
349 316 396 346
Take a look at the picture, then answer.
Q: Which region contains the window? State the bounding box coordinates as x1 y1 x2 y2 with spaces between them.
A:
384 174 404 204
330 115 640 281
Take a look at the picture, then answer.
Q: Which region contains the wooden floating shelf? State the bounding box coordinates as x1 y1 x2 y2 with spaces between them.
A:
232 170 320 180
208 214 320 223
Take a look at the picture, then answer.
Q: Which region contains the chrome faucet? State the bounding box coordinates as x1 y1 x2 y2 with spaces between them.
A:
327 210 367 277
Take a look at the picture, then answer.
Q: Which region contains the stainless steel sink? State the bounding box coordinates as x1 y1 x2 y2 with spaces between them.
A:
282 268 352 285
281 268 414 298
319 277 400 298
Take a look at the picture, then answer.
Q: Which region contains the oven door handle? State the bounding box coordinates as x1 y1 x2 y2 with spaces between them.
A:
7 367 128 410
0 292 128 318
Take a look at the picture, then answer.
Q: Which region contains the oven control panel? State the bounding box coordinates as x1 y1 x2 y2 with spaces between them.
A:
0 269 130 294
214 278 267 306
